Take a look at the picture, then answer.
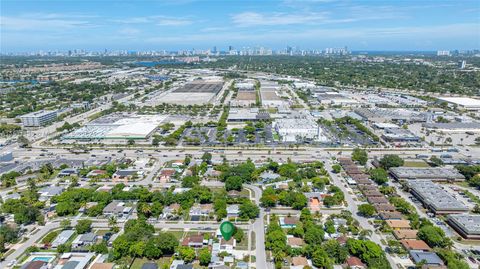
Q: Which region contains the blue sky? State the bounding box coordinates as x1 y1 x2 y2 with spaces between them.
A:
1 0 479 52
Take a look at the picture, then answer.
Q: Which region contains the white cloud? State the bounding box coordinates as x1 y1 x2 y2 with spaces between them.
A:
0 14 92 30
118 27 141 36
113 16 193 26
231 11 328 27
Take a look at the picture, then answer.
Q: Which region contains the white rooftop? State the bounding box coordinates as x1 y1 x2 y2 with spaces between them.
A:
438 97 480 108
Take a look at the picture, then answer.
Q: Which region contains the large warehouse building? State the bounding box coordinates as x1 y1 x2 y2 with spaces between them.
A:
447 214 480 240
160 79 224 105
437 97 480 111
389 167 465 182
64 114 167 140
408 180 469 215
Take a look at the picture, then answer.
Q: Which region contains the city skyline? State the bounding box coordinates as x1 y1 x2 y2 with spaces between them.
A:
1 0 480 52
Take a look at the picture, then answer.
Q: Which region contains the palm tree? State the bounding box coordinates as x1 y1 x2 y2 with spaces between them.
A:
359 229 373 240
108 216 117 230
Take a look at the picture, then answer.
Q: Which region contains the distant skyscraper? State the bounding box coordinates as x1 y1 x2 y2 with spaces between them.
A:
459 60 466 69
437 50 451 56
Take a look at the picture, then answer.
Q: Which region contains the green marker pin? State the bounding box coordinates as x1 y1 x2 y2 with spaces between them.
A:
220 221 235 241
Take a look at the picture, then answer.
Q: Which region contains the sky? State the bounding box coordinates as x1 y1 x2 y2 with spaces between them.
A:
1 0 479 52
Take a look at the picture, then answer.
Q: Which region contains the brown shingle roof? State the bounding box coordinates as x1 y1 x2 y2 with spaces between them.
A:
367 196 389 204
291 256 309 266
90 263 115 269
386 219 411 229
288 237 305 246
401 239 431 251
393 229 418 240
346 256 366 267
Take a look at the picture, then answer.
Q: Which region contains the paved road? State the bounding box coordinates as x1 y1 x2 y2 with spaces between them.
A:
324 158 398 269
245 184 270 269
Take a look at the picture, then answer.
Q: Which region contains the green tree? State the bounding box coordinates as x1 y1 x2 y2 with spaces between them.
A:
429 156 444 167
304 223 324 245
358 204 376 217
418 225 451 248
225 176 243 191
75 219 92 234
332 164 341 174
312 248 333 269
379 155 404 170
260 187 277 208
198 247 211 266
352 148 368 165
323 239 348 263
201 152 213 164
369 168 388 185
178 246 196 263
239 200 259 220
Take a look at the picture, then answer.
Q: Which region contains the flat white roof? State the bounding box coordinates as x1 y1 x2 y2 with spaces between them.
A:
106 122 157 138
438 97 480 108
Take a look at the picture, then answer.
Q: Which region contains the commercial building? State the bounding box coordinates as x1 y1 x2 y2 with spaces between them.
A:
20 110 57 127
64 114 166 140
274 112 328 142
422 122 480 133
389 167 465 182
316 92 359 106
381 128 421 143
355 108 427 123
227 108 270 122
408 180 469 214
447 214 480 240
437 97 480 111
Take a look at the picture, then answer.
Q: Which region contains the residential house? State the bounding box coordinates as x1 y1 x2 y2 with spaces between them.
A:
21 261 48 269
90 263 115 269
386 220 411 230
374 203 397 212
287 236 305 248
182 234 205 248
189 204 213 219
410 251 444 267
345 256 366 269
72 232 97 248
112 169 138 182
401 239 431 251
58 168 78 177
379 211 404 220
87 170 107 178
290 256 310 269
54 252 94 269
260 172 280 183
279 217 298 229
158 169 176 183
38 186 64 202
220 237 235 252
162 203 181 219
393 229 418 240
51 230 75 248
102 200 134 218
227 204 240 218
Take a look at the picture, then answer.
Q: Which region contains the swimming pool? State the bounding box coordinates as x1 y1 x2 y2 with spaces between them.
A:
32 256 52 262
